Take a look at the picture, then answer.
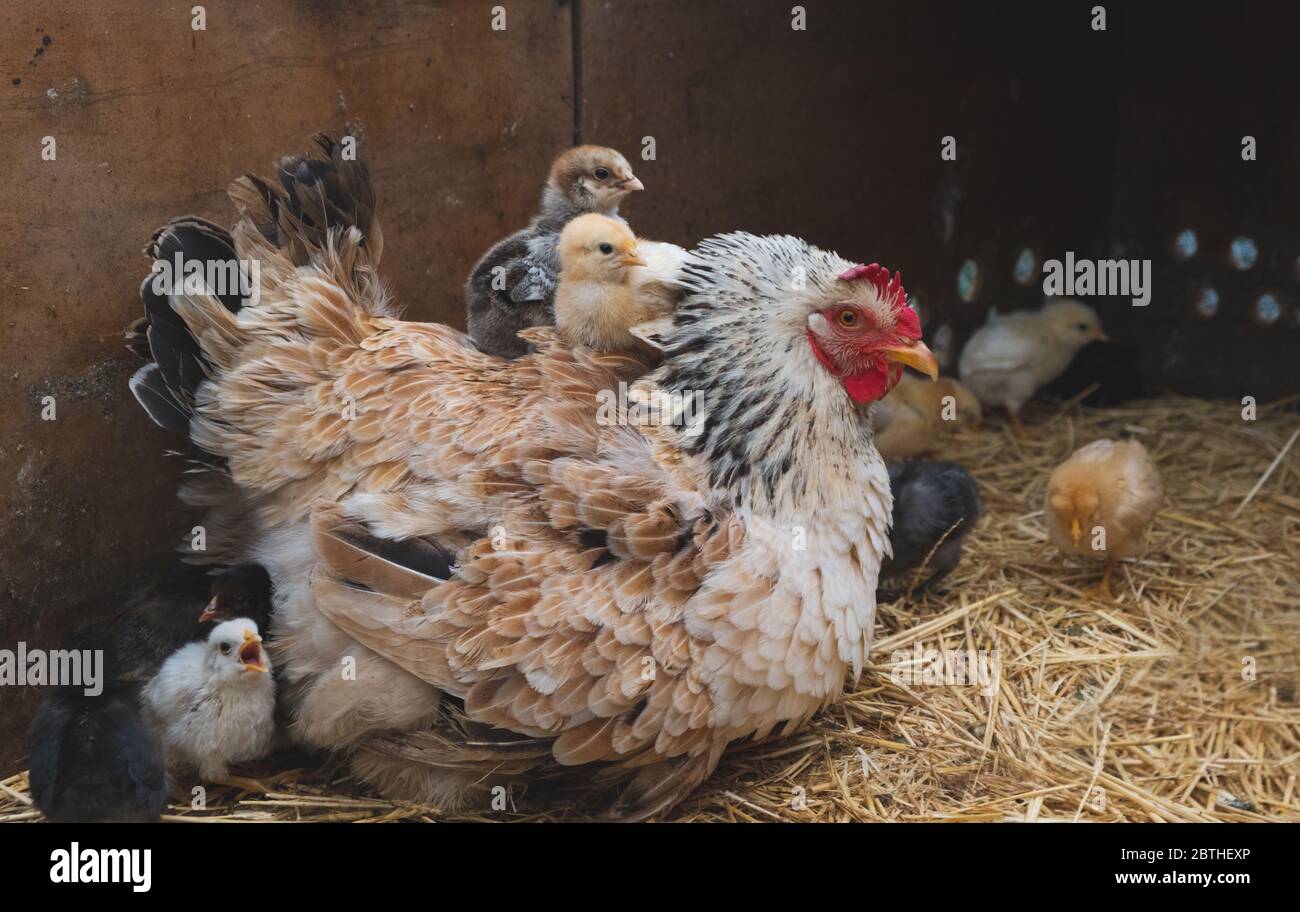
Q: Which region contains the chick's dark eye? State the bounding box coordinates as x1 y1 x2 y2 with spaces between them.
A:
1077 323 1089 332
220 643 232 655
599 243 614 255
593 167 611 181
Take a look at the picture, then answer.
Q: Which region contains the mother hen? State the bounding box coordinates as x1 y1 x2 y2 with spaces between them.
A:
128 137 937 818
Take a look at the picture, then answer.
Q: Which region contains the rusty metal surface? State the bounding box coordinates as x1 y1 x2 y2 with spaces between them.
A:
0 0 573 773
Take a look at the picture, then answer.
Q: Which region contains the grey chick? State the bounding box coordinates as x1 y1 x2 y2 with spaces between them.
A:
465 145 644 358
878 460 982 602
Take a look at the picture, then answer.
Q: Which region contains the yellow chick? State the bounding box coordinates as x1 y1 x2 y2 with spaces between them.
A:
554 214 687 353
1046 438 1163 599
874 374 982 460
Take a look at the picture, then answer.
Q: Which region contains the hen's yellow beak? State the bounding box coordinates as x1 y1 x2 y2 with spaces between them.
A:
879 340 939 381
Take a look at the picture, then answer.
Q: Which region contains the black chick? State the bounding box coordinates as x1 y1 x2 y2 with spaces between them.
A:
465 145 643 359
1044 340 1145 407
878 460 982 602
200 563 273 630
29 673 168 823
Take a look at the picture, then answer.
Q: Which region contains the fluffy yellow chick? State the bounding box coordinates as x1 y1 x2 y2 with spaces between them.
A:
554 214 687 353
874 374 982 460
959 299 1107 437
1046 438 1163 598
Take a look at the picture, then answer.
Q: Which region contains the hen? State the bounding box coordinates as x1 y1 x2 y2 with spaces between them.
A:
127 137 936 818
1046 439 1163 598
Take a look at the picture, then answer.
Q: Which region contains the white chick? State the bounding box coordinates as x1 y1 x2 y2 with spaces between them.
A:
141 618 276 781
958 299 1106 437
554 213 687 354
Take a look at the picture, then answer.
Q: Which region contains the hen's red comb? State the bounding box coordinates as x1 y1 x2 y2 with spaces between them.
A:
838 263 906 306
839 263 920 337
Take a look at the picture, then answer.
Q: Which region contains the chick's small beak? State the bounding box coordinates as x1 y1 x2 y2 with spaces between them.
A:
1070 517 1083 545
878 339 939 381
198 596 220 624
621 249 648 267
620 176 644 192
238 630 267 672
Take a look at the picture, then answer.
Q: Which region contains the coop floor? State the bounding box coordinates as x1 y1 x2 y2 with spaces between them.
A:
3 395 1298 823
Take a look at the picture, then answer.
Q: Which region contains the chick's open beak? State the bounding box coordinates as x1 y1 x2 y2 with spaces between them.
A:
238 630 267 672
621 249 648 267
619 176 644 192
198 597 220 624
879 340 939 381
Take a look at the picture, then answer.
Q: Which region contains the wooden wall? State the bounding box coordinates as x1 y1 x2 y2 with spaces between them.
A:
2 0 1297 773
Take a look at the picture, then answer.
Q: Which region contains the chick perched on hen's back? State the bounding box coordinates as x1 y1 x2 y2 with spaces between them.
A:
142 618 276 781
959 298 1106 437
466 146 645 359
554 213 687 354
1046 438 1163 599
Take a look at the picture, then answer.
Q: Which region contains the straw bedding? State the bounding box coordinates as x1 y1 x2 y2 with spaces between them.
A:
3 394 1297 822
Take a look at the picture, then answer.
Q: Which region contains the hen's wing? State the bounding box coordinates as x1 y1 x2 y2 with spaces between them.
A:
310 439 739 768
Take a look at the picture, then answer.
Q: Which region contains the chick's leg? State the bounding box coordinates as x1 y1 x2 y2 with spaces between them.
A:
1086 559 1116 601
1007 407 1028 440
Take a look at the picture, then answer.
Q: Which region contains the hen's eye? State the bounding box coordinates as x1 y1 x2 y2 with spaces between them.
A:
838 309 859 327
599 243 614 255
220 643 232 655
593 167 611 181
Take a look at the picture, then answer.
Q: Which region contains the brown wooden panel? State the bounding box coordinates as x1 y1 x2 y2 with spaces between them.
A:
0 0 573 773
576 0 1125 364
1108 0 1300 399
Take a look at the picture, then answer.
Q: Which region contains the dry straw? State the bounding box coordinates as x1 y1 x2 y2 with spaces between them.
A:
4 395 1297 822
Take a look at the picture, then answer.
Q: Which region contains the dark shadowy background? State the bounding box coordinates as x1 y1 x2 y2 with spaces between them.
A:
1 0 1297 773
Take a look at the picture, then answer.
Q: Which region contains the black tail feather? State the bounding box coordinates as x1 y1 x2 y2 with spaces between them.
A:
128 363 189 435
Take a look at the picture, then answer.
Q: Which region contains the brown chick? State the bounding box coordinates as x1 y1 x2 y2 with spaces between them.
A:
554 213 687 354
1046 438 1163 599
874 374 982 460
